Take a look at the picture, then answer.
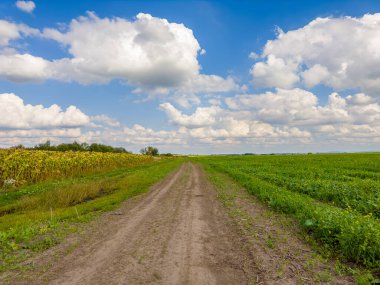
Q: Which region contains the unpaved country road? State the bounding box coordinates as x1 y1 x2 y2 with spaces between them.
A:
35 162 257 285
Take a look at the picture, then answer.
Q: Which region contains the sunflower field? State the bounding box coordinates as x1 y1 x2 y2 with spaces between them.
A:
0 149 153 187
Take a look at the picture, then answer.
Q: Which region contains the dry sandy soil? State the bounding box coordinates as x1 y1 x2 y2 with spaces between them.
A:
7 162 354 285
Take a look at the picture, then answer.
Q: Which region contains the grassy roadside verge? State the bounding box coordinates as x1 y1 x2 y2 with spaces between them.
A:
197 160 378 285
0 158 183 272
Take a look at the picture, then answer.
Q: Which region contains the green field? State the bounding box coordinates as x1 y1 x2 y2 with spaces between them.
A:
194 153 380 271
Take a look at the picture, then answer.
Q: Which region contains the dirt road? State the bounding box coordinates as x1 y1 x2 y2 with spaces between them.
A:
13 162 353 285
29 162 255 284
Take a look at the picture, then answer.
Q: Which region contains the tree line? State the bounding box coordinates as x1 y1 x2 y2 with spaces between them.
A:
12 141 130 154
11 140 173 156
10 141 168 156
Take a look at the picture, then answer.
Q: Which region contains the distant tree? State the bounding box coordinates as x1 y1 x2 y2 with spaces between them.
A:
81 142 90 151
56 141 82 152
11 144 25 149
113 147 129 153
161 153 173 157
140 146 159 156
89 143 114 153
35 140 53 150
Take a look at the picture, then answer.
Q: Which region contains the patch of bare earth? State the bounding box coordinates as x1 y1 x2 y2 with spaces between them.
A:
4 162 355 284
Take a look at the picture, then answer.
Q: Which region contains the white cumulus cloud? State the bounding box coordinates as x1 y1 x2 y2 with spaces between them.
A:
90 115 121 128
0 20 39 46
39 12 236 95
251 13 380 96
0 93 90 129
251 55 300 89
224 88 380 145
16 1 36 13
0 12 237 100
160 99 312 144
160 103 222 127
157 87 380 147
226 88 380 126
0 54 50 82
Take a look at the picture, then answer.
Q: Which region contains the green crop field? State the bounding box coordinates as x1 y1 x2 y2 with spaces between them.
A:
194 153 380 271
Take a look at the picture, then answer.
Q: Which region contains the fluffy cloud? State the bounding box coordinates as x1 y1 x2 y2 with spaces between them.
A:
0 128 81 140
90 115 121 128
226 88 380 126
0 20 20 46
226 88 317 116
170 93 201 109
160 103 222 127
224 89 380 144
0 12 237 99
16 1 36 13
2 12 380 152
0 93 187 149
122 124 184 145
157 88 380 147
0 20 47 82
1 89 379 152
160 99 312 143
0 128 82 148
42 12 202 87
0 54 50 82
251 55 299 89
0 93 90 129
0 20 39 46
8 12 239 96
78 124 185 146
251 13 380 95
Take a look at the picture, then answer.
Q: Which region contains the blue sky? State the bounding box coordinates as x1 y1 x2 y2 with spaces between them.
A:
0 0 380 154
